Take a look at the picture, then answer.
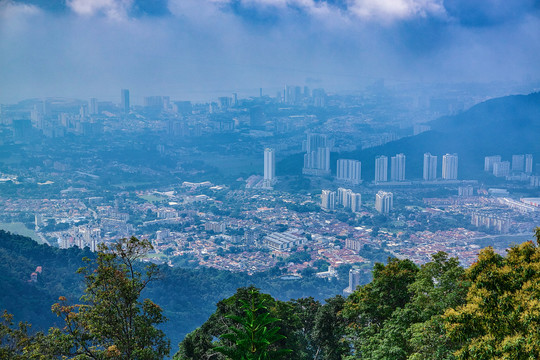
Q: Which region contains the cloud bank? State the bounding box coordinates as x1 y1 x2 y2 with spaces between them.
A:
0 0 539 103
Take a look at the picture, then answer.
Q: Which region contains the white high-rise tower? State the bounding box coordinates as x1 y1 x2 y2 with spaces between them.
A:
423 153 437 181
375 156 388 183
390 153 406 181
263 148 276 188
442 153 458 180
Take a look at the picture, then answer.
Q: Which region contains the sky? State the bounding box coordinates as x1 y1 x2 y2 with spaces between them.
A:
0 0 539 103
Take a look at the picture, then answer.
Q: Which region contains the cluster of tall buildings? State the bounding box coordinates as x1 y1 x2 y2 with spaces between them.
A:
303 134 331 176
485 154 533 177
374 153 458 183
374 153 408 182
279 85 326 107
321 188 362 212
471 213 510 234
375 191 393 213
336 159 362 185
423 153 459 181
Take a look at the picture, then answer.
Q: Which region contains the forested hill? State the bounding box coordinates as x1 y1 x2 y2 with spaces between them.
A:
176 229 540 360
278 92 540 180
345 92 540 180
0 231 351 349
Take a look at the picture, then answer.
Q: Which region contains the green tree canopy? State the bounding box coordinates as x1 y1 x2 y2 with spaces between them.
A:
444 228 540 360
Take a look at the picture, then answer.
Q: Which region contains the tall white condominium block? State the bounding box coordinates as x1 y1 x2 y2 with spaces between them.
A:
512 154 525 172
442 153 458 180
350 193 362 213
493 161 510 177
337 187 350 207
390 153 406 181
423 153 437 181
375 155 388 183
263 148 276 188
303 134 331 175
484 155 502 172
321 190 336 211
336 159 362 184
375 191 393 214
525 154 533 174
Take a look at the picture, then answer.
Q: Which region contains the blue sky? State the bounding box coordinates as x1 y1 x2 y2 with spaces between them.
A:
1 0 539 103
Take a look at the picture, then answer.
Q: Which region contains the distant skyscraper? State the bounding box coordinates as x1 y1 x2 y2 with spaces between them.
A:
374 156 388 183
263 148 276 188
312 88 326 107
390 153 406 181
120 89 130 114
375 191 393 213
423 153 437 181
525 154 534 174
321 190 336 211
303 134 331 176
512 154 525 172
89 98 99 115
442 153 458 180
484 155 502 172
336 159 362 184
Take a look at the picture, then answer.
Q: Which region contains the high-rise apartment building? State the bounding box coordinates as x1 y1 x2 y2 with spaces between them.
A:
484 155 502 172
390 153 406 181
512 154 525 172
493 161 510 177
442 153 458 180
423 153 437 181
263 148 276 188
337 187 362 212
89 98 98 115
526 154 534 174
375 191 393 213
374 155 388 183
336 159 362 184
321 190 336 211
303 134 331 176
120 89 130 114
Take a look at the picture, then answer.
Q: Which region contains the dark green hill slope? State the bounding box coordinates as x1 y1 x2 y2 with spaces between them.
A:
0 231 349 349
278 92 540 180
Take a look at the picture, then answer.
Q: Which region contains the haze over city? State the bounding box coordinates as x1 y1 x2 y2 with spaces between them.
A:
1 0 540 102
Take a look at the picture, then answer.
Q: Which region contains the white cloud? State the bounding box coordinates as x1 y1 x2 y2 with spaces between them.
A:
0 0 40 19
345 0 445 21
67 0 133 20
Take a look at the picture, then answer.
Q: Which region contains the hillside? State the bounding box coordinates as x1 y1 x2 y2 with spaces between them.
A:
278 92 540 180
0 231 351 349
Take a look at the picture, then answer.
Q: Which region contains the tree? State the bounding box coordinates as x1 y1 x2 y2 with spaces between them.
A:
0 310 32 360
444 228 540 359
35 237 170 359
342 258 418 359
215 288 291 360
311 296 348 360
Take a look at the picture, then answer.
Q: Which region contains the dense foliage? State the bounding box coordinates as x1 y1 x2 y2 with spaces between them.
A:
0 230 350 349
4 228 540 359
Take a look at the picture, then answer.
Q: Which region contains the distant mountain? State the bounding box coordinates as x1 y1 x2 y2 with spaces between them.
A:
279 92 540 180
